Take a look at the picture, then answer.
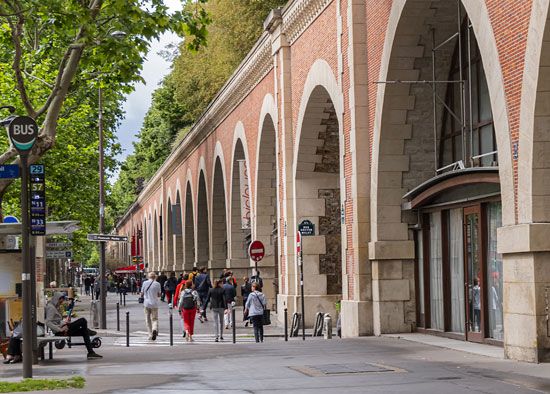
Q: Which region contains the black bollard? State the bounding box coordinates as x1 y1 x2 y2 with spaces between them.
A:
232 307 236 344
169 311 173 346
284 308 288 341
116 302 120 331
119 291 122 304
123 292 126 307
126 312 130 347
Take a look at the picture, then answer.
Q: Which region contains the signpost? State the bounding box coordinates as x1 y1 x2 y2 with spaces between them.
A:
46 250 73 259
7 115 38 379
296 229 305 340
298 219 315 236
29 164 46 236
87 234 129 242
46 242 72 248
248 240 265 278
0 164 20 179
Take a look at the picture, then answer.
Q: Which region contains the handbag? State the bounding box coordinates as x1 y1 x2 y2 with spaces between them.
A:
138 281 154 304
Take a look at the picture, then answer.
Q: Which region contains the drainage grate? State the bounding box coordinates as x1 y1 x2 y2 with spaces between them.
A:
291 362 402 377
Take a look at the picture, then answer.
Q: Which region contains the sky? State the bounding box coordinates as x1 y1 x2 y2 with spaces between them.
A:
114 0 182 169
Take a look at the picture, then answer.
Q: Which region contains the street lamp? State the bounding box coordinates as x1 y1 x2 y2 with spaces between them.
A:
98 30 126 330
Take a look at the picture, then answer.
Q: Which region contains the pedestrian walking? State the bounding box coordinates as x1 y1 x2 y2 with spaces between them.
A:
177 280 200 342
204 279 226 342
241 277 252 327
141 272 162 340
245 283 267 343
250 270 263 290
164 272 178 305
157 272 167 302
84 276 91 296
195 267 212 322
223 278 236 329
93 278 100 300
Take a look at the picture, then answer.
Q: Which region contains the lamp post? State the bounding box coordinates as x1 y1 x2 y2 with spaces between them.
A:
98 30 126 329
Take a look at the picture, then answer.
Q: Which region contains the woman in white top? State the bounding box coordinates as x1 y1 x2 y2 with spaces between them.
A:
244 282 267 343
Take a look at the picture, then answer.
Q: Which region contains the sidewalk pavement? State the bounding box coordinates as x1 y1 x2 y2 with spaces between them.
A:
2 293 550 393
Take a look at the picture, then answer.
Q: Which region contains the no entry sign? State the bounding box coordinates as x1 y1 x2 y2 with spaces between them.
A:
248 240 265 262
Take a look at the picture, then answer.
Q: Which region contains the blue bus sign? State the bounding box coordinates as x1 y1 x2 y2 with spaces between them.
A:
0 165 20 179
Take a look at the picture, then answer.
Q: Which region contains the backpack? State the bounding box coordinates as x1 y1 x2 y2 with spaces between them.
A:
178 290 196 310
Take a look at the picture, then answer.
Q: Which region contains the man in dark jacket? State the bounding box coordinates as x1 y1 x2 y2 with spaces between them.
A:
195 267 212 321
164 272 178 305
223 278 237 329
204 280 226 341
157 272 167 302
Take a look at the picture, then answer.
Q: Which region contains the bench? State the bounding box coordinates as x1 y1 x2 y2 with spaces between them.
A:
36 335 102 360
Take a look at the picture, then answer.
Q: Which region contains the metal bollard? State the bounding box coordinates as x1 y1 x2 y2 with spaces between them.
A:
123 292 126 306
119 292 122 304
284 308 288 341
323 313 332 339
169 306 173 346
232 306 236 344
116 302 120 331
126 312 130 347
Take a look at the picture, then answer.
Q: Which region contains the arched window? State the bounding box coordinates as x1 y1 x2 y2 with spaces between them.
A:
439 21 496 169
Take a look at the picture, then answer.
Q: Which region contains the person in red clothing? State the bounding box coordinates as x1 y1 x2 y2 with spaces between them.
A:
173 273 189 337
178 280 200 342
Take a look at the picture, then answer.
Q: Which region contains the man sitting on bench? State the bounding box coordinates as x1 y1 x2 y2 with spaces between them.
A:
45 292 102 360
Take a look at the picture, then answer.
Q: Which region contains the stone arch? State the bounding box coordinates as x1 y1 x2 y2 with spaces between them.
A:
152 206 159 272
369 0 514 337
254 94 279 308
184 177 196 271
230 125 252 280
292 60 343 326
211 149 228 276
158 201 164 271
518 1 550 224
165 192 175 271
196 166 210 267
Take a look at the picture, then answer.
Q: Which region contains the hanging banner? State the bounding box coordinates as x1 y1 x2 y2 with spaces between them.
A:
238 159 251 229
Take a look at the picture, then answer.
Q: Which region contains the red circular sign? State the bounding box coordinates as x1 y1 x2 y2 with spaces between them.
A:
248 240 265 262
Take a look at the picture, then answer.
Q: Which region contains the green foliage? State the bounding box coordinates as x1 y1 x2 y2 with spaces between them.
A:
0 0 210 264
0 376 85 392
110 0 286 225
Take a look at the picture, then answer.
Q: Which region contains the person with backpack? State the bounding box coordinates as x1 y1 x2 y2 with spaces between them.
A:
195 267 212 322
188 267 199 286
177 280 200 342
204 279 226 342
245 282 267 343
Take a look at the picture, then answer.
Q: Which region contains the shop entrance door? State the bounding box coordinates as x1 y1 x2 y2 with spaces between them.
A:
463 205 484 342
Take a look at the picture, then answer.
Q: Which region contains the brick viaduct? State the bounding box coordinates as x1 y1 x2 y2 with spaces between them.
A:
114 0 550 362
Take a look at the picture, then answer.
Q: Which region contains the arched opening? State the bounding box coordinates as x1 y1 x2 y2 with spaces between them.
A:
211 158 228 277
295 85 342 325
373 1 503 342
196 171 210 267
255 114 278 308
159 204 164 271
153 209 159 272
173 192 184 271
184 182 195 271
230 139 251 278
165 197 175 271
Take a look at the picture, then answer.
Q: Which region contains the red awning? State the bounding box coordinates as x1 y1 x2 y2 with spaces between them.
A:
114 263 144 274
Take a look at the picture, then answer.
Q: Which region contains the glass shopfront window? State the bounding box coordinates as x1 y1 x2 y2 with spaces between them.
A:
430 212 444 330
448 209 465 333
486 202 503 340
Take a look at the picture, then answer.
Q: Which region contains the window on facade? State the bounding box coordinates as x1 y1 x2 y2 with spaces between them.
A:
439 21 496 169
486 202 503 340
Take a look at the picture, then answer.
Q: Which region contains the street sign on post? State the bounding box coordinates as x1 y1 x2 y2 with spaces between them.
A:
46 250 73 259
87 234 128 242
248 240 265 262
0 164 19 179
29 164 46 236
7 115 39 379
248 240 265 280
298 219 315 236
46 242 72 249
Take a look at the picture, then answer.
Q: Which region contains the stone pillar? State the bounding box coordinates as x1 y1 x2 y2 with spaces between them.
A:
498 224 550 362
340 0 373 337
369 240 415 335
